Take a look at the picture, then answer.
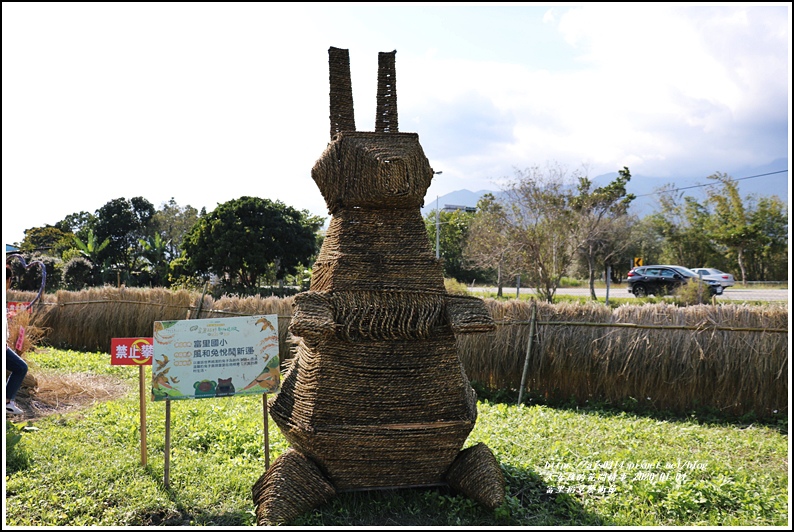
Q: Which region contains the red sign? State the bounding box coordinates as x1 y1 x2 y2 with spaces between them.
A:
6 301 30 319
111 337 154 366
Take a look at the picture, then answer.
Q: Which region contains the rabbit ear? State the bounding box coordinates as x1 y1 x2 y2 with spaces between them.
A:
328 47 356 137
375 50 398 133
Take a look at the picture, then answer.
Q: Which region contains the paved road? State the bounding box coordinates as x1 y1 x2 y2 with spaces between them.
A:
468 286 790 302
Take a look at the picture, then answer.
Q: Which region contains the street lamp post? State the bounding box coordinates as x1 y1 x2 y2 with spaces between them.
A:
433 171 442 259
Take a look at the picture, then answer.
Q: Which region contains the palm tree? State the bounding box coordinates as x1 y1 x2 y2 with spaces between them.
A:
139 233 171 286
73 229 110 265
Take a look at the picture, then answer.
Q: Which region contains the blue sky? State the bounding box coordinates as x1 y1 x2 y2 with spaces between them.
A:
2 3 791 245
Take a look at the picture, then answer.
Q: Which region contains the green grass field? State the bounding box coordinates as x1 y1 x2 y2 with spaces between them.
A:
4 348 789 526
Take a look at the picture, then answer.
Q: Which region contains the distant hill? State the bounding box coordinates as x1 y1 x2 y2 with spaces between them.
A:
593 157 789 217
422 158 789 218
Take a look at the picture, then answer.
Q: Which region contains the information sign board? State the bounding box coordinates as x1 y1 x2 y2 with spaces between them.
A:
152 315 280 401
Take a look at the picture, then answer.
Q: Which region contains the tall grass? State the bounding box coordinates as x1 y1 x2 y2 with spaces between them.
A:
9 288 788 417
10 287 294 363
458 300 788 417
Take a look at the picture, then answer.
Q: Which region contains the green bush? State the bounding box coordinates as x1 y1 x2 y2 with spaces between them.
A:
672 281 716 306
61 256 95 290
444 278 470 295
5 422 30 472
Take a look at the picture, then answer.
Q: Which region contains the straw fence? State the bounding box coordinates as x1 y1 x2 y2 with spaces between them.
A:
459 300 788 417
6 287 294 362
6 288 788 416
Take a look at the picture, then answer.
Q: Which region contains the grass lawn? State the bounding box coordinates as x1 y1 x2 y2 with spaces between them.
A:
4 348 789 526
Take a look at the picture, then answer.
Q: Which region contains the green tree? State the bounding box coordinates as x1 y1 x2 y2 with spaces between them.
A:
618 216 665 278
55 211 96 237
71 229 110 285
570 166 636 299
462 193 514 297
647 185 721 269
92 197 156 275
705 173 756 285
746 195 788 281
181 196 321 292
424 207 483 283
502 164 577 303
20 226 75 258
151 198 200 261
73 229 110 264
138 233 171 287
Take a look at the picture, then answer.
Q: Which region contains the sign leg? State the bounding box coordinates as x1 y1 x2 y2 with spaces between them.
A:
263 394 270 470
164 399 171 489
140 365 147 466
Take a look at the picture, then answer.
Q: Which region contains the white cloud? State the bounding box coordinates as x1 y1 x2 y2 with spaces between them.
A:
2 4 789 244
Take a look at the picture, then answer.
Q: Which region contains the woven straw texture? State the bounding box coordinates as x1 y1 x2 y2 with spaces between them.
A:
329 46 355 137
312 134 434 214
445 442 506 510
252 447 336 525
312 208 441 291
375 50 398 133
254 46 503 524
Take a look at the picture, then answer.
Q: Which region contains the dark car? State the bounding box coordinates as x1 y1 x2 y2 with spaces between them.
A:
626 265 723 298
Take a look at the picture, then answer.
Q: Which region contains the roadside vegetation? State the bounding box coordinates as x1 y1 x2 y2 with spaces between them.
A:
9 166 787 303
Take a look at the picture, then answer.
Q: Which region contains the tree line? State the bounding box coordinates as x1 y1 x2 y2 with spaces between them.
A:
12 196 323 297
427 166 788 301
9 166 788 301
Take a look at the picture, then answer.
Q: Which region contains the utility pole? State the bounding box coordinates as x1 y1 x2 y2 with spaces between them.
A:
435 195 440 260
432 171 442 260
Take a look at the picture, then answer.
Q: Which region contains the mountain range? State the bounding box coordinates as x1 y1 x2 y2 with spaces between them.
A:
421 157 789 218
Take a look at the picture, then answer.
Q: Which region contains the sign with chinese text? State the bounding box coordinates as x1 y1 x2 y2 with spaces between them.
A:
6 301 30 319
151 315 280 401
111 337 154 366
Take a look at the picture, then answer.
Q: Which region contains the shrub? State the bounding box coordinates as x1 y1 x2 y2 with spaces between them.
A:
61 257 95 290
444 278 469 295
7 253 62 292
671 280 715 306
5 422 30 472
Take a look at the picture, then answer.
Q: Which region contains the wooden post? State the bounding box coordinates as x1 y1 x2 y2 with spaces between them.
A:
263 394 270 470
517 303 537 406
605 265 611 306
193 282 209 319
164 399 171 489
139 365 147 466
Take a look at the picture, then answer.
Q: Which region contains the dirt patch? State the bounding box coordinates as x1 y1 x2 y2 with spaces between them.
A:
8 372 132 421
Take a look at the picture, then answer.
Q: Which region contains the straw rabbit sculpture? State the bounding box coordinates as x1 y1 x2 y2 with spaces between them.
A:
252 47 505 525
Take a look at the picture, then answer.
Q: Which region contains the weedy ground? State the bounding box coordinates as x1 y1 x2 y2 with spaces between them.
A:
4 347 789 527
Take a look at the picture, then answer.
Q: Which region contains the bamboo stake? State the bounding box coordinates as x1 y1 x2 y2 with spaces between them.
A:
517 303 537 406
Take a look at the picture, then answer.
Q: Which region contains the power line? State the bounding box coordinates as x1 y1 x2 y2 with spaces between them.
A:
633 169 788 199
